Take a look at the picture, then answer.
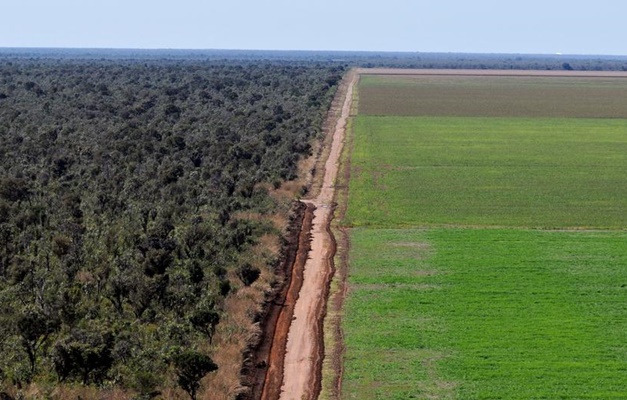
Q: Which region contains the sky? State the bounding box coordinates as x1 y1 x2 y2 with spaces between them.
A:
1 0 626 55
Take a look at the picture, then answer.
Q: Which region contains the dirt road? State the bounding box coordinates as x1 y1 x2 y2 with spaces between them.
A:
274 70 356 400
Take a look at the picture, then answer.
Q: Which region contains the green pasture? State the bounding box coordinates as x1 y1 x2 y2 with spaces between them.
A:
346 116 627 229
343 228 627 399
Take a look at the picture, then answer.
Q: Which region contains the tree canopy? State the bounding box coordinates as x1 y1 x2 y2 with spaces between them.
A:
0 57 342 397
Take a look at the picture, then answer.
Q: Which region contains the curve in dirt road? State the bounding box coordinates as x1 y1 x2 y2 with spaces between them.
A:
271 70 357 400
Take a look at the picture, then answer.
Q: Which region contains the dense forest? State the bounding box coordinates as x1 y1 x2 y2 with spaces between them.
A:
0 58 342 398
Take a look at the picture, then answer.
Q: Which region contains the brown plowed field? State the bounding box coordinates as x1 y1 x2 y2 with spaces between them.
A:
358 70 627 118
358 68 627 77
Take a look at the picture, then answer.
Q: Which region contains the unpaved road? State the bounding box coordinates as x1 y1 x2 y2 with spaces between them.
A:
276 70 357 400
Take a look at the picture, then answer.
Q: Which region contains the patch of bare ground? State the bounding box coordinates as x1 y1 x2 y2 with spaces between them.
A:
202 198 311 400
305 75 349 200
276 70 357 400
257 203 315 400
237 201 309 400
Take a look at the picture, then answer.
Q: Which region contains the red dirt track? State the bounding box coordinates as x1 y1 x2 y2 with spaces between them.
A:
277 70 357 400
259 203 315 400
257 70 357 400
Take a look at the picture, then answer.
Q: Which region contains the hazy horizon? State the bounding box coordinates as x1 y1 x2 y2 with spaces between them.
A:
2 0 626 56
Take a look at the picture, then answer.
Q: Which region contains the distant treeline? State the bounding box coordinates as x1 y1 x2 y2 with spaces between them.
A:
0 58 341 397
2 48 627 71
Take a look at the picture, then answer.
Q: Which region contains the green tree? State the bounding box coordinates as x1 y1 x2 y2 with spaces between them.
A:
189 308 220 344
0 178 30 203
52 329 115 384
16 308 59 379
172 351 218 400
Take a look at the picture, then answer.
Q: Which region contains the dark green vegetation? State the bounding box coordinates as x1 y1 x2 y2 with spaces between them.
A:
0 58 341 396
359 74 627 117
342 74 627 399
346 116 627 228
173 351 218 400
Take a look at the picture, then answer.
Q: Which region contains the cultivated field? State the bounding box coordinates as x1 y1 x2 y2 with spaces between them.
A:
340 71 627 399
358 74 627 118
346 116 627 228
344 228 627 399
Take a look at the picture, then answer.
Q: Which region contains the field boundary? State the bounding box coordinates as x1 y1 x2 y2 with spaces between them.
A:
320 114 356 399
241 201 309 400
258 203 315 400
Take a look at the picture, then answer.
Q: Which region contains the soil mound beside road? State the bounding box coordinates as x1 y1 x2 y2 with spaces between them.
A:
277 70 357 400
251 70 357 400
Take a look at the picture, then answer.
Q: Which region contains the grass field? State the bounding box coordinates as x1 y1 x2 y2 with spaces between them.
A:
346 116 627 228
343 228 627 399
358 74 627 118
340 73 627 399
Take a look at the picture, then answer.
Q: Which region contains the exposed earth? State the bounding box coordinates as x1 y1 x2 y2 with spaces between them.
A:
257 70 357 400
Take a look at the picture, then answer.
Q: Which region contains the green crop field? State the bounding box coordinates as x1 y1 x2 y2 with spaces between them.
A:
343 228 627 399
346 116 627 229
340 73 627 399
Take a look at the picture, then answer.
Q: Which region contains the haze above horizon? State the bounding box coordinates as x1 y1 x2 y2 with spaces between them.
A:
2 0 626 56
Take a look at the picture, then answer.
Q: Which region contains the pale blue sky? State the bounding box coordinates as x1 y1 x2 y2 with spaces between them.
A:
2 0 626 55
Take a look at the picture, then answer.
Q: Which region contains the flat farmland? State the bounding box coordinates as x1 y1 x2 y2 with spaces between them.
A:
346 116 627 228
358 74 627 117
343 228 627 399
340 71 627 399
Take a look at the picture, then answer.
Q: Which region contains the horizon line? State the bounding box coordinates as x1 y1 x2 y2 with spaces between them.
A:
1 46 626 58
